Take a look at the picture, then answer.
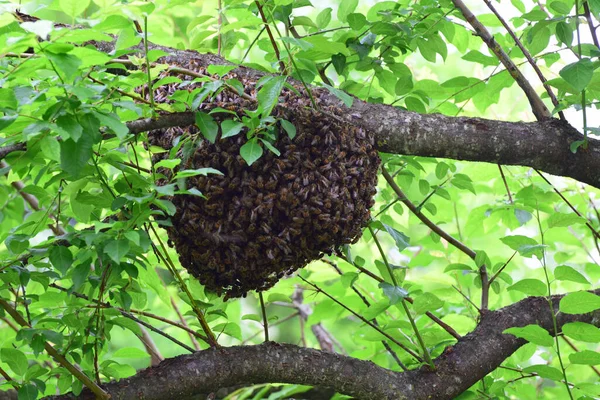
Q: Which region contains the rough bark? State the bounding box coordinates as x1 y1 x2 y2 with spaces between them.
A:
2 45 599 189
46 290 600 400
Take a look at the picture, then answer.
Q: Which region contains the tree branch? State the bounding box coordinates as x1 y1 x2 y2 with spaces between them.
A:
47 290 600 400
3 44 599 189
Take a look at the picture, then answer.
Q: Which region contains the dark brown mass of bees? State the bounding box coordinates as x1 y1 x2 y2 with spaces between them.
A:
147 59 380 299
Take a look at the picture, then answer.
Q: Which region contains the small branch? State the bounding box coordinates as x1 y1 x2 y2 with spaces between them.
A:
498 165 513 204
48 290 600 400
536 170 600 241
483 0 564 119
254 1 286 72
137 325 164 366
328 257 461 340
217 0 223 56
49 283 207 350
382 167 476 260
452 0 551 120
452 285 481 314
291 287 336 353
583 1 600 49
488 251 517 286
258 292 269 342
299 277 424 362
561 335 600 377
0 298 110 400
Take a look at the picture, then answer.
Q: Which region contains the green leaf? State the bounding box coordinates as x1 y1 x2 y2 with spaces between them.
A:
560 291 600 314
316 8 332 29
292 16 317 28
379 282 408 305
522 365 564 381
444 263 473 272
1 348 28 376
59 0 90 17
549 1 572 15
195 112 218 143
221 120 244 139
154 159 182 170
547 212 585 228
267 293 291 303
17 384 38 400
337 0 358 23
559 59 594 92
555 21 573 45
382 223 410 252
240 138 263 166
113 347 151 359
395 75 414 96
363 300 390 320
347 13 367 30
260 139 280 156
213 322 242 341
500 235 546 258
340 272 358 288
412 293 444 314
206 65 236 77
49 246 73 276
562 322 600 343
569 350 600 365
46 52 81 80
0 88 17 110
104 239 130 264
60 134 95 178
507 279 547 296
322 84 353 107
503 324 554 346
173 168 223 179
554 265 589 284
257 76 285 115
280 119 297 139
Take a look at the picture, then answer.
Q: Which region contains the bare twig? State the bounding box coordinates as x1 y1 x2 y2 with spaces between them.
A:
254 1 286 72
498 165 513 204
259 292 269 342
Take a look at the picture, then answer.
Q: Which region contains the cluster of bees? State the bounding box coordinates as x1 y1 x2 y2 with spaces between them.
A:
148 59 380 299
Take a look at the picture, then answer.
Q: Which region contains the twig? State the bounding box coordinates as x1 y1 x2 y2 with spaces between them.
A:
258 292 269 342
0 298 110 399
561 335 600 377
498 165 513 204
535 170 600 241
299 277 424 363
483 0 564 119
488 252 517 286
452 285 481 313
49 283 208 345
1 161 66 236
452 0 551 120
382 167 476 259
217 0 223 56
328 257 461 340
382 166 489 310
241 27 265 62
254 1 286 72
583 1 600 49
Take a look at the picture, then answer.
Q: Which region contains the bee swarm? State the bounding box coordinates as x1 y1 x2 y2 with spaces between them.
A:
148 63 380 299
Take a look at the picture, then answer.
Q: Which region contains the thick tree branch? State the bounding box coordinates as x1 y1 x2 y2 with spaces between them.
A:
47 290 600 400
3 42 600 189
